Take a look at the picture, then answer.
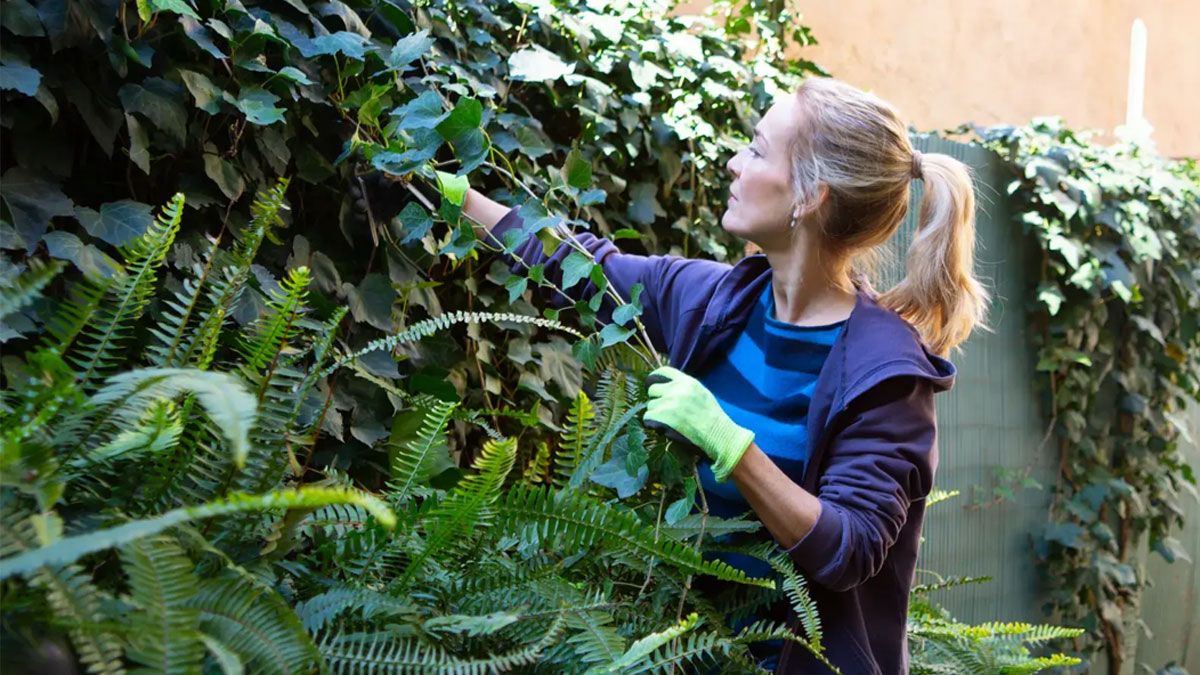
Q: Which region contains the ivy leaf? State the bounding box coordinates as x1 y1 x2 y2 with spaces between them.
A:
234 87 285 125
665 479 696 525
1 0 44 37
592 444 648 498
560 252 594 291
387 29 433 72
371 149 430 177
508 45 575 82
579 188 607 206
346 274 395 331
627 182 665 225
42 231 120 278
0 60 41 96
125 113 151 174
76 200 154 247
562 147 592 190
435 171 469 207
393 90 448 130
179 70 223 114
504 275 528 304
535 337 583 398
599 323 635 347
179 16 225 59
396 202 433 246
149 0 199 19
307 31 369 60
1036 283 1065 316
1 167 74 248
1043 522 1086 549
1047 233 1083 269
571 334 601 371
1153 537 1192 564
203 149 245 201
435 97 482 142
451 128 489 174
276 66 312 85
119 78 187 144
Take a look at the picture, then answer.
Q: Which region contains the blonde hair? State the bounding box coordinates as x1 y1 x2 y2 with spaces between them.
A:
787 77 989 355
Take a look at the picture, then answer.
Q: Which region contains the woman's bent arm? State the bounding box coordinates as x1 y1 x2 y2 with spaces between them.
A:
462 187 516 241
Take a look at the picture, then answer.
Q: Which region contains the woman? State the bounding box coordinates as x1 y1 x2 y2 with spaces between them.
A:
362 76 987 673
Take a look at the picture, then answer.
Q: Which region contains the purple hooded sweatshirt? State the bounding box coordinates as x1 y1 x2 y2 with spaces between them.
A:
485 206 955 674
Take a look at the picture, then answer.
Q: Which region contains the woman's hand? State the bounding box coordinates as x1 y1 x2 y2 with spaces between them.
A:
643 366 755 482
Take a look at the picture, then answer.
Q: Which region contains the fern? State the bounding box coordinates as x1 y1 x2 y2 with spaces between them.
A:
68 194 184 387
120 535 205 673
387 398 457 505
318 615 565 674
769 554 823 652
32 564 127 675
0 487 396 580
185 576 318 675
237 266 312 375
552 391 594 488
294 584 416 632
496 485 774 589
394 437 517 590
80 368 257 468
0 258 64 322
324 311 586 380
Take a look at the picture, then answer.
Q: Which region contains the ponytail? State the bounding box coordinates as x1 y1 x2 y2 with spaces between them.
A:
878 152 989 355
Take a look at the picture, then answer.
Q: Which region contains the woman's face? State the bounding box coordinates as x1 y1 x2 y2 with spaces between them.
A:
721 93 805 248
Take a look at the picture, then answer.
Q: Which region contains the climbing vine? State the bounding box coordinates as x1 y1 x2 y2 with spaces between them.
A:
978 118 1200 672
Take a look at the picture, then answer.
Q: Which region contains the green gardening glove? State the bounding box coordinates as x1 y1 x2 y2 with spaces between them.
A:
643 366 755 482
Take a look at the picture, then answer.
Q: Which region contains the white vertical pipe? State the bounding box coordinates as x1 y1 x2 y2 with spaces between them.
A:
1125 18 1147 128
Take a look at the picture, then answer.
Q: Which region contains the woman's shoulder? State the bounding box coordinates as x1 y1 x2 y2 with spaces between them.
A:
837 291 957 406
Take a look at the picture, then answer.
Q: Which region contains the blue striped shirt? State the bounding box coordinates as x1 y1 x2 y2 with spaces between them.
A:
696 280 844 577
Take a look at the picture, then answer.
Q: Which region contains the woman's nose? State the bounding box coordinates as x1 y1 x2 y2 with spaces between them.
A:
726 151 739 177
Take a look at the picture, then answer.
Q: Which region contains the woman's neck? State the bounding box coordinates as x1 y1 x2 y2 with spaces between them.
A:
760 232 857 326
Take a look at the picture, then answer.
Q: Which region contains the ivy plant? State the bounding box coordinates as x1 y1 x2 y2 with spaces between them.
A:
976 118 1200 673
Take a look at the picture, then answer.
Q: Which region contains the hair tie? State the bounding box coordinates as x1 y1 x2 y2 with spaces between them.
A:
910 151 924 180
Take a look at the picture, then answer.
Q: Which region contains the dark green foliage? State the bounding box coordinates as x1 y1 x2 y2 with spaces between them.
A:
0 188 818 673
975 120 1200 670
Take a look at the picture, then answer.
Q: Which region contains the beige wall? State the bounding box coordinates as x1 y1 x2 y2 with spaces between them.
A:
677 1 1199 158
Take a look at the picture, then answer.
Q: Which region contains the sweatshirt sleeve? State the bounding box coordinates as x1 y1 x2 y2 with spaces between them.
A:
785 375 939 592
484 205 727 356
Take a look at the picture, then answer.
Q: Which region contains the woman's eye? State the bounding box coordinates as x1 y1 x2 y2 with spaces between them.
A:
749 146 762 158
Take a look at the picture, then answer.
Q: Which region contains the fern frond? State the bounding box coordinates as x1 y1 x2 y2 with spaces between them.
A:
568 404 646 489
198 633 246 675
911 574 993 595
522 441 552 484
769 554 823 651
69 193 184 387
387 398 457 505
0 487 396 580
120 535 205 673
0 258 64 321
32 563 127 675
294 583 417 632
585 612 699 674
69 398 182 470
186 576 318 675
553 391 594 488
497 485 774 589
146 233 224 368
564 608 626 665
80 368 256 468
395 437 518 590
324 311 586 380
318 614 565 674
236 266 312 374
